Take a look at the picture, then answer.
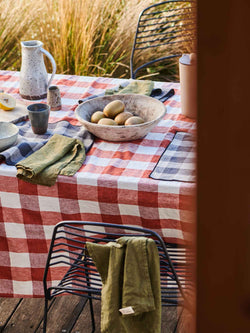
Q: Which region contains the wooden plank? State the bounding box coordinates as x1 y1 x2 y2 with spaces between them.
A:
0 297 180 332
72 299 101 333
2 298 44 333
0 298 22 332
176 307 194 333
36 295 88 333
73 300 178 333
161 306 178 333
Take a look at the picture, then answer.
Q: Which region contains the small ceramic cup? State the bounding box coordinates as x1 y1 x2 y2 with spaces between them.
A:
47 85 61 111
27 103 50 134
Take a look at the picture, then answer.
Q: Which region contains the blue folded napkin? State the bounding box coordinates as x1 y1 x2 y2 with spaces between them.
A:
150 132 196 182
0 120 94 165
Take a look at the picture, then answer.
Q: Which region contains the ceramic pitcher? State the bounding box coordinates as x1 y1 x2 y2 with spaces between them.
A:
19 40 56 100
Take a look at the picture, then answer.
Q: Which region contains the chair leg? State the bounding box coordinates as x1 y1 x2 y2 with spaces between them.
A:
89 298 96 333
43 298 49 333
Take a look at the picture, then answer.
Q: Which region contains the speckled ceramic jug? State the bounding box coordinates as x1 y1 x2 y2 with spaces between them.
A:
19 40 56 100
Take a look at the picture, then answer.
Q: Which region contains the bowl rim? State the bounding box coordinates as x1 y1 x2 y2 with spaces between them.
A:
75 94 166 128
0 121 19 139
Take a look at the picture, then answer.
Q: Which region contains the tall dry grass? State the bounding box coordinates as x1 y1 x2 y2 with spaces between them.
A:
0 0 153 78
0 0 196 79
123 1 197 81
36 0 154 77
0 0 42 70
36 0 125 76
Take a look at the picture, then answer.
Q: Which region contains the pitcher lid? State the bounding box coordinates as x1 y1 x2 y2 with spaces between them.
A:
179 53 197 65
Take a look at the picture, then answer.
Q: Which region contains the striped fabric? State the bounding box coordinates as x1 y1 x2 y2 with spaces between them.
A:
0 70 196 297
150 132 196 182
0 120 93 165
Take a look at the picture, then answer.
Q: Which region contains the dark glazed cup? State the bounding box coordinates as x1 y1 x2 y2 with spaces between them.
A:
27 103 50 134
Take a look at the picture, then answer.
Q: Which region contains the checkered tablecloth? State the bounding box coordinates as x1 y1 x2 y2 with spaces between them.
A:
0 70 196 297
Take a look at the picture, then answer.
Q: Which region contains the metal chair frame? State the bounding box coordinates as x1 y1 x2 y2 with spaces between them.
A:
130 0 197 79
43 221 192 332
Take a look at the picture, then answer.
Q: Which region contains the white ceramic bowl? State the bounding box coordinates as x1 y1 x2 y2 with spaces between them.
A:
0 122 19 151
75 94 166 141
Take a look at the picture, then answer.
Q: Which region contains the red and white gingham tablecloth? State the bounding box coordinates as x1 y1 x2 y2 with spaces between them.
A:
0 71 196 297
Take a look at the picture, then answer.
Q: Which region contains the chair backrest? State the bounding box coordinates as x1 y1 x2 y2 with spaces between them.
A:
130 0 197 80
43 221 186 306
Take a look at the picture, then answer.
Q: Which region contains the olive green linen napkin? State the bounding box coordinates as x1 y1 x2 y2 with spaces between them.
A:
16 134 85 186
105 80 154 96
86 237 161 333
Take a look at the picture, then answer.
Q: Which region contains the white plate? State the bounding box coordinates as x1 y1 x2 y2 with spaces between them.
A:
0 122 19 151
0 100 28 122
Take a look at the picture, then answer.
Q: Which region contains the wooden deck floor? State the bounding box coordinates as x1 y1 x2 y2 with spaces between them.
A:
0 296 192 332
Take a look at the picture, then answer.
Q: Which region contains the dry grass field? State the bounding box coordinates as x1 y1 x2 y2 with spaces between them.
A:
1 0 197 80
0 0 154 78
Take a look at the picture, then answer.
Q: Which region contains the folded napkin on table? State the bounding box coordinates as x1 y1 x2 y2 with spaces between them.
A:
105 79 154 96
77 80 154 107
0 119 93 166
16 133 85 186
86 237 161 333
150 131 196 182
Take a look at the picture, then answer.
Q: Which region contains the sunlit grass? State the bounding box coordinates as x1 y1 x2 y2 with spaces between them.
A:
0 0 196 79
0 0 42 70
0 0 153 78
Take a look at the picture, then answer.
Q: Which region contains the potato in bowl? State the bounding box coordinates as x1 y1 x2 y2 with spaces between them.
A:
75 94 166 142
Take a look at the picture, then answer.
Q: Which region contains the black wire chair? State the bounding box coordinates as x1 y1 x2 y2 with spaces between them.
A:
43 221 193 332
130 0 197 80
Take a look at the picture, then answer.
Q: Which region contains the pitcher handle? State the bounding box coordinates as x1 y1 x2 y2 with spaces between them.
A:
41 48 56 87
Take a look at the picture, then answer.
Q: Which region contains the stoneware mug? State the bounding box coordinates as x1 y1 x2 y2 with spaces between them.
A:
47 85 61 111
27 103 50 134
